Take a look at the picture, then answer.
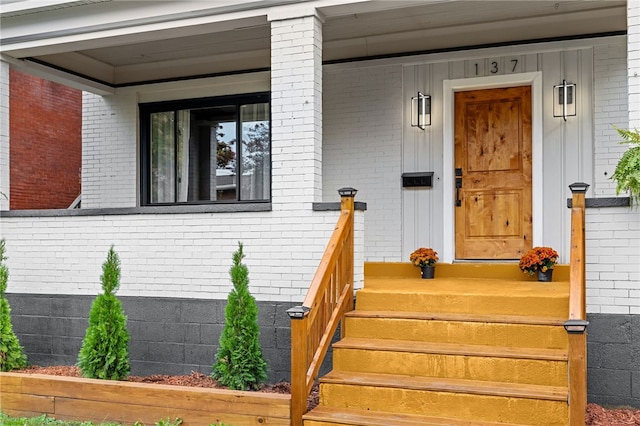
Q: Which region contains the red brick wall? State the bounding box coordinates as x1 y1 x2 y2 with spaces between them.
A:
10 70 82 210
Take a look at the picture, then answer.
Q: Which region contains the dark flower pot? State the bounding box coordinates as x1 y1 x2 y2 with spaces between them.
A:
537 269 553 282
421 265 435 279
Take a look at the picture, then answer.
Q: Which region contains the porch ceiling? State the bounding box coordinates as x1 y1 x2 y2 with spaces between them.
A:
0 0 626 90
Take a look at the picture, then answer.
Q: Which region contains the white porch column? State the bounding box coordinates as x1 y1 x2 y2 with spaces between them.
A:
269 9 324 210
0 58 9 211
629 1 640 129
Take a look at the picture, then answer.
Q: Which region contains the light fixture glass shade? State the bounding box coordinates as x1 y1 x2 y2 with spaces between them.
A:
553 80 576 121
411 92 431 129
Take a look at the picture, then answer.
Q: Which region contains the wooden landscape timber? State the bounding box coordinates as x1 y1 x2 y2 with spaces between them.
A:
0 372 291 425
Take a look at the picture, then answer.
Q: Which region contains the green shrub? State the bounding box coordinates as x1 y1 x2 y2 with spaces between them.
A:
612 126 640 205
0 239 28 371
77 245 130 379
212 242 267 390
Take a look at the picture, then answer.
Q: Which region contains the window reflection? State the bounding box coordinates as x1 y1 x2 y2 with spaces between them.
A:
241 103 270 201
145 98 270 204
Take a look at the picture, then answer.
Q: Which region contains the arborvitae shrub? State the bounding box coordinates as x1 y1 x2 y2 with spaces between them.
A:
212 242 267 390
78 245 130 379
0 239 28 371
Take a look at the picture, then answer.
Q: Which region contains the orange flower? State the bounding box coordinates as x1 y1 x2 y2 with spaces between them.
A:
410 247 439 267
519 247 559 276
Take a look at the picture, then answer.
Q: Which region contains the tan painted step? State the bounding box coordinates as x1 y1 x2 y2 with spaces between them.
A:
365 262 570 281
304 406 527 426
356 278 569 317
344 312 568 349
319 371 568 426
332 337 567 386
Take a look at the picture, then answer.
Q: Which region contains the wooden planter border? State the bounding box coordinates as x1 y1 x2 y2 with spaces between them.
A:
0 372 291 425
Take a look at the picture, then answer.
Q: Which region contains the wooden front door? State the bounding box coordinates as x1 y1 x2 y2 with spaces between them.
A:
454 86 532 259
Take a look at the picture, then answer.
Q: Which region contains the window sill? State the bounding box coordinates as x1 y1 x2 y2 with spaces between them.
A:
1 203 272 218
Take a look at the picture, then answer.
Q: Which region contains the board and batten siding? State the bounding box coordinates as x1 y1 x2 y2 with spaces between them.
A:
400 48 594 264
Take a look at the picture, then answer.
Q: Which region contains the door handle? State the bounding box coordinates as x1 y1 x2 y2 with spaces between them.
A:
455 168 462 207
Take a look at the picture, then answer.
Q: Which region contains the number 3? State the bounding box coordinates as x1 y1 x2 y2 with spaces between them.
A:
490 61 498 74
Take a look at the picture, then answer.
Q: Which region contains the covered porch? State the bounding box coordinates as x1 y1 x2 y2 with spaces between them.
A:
1 0 639 418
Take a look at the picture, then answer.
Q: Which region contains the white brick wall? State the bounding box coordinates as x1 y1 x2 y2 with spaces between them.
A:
593 43 629 196
0 59 9 211
586 207 640 314
270 14 323 210
82 92 137 208
629 2 640 129
583 4 640 314
323 64 403 261
1 209 365 302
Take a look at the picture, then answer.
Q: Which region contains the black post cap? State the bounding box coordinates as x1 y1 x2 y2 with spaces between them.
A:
286 305 310 319
569 182 590 194
338 187 358 197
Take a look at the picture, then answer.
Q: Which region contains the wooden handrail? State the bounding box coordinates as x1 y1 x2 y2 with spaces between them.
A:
567 182 589 426
288 188 357 426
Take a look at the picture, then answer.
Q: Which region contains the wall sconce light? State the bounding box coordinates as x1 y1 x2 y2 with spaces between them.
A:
563 319 589 334
553 80 576 121
411 92 431 129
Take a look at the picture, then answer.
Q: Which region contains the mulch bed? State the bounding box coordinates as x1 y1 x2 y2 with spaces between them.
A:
12 366 640 424
586 403 640 425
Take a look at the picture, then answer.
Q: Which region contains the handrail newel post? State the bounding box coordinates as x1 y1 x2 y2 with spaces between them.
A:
338 187 357 336
287 306 310 426
289 187 358 426
567 182 589 426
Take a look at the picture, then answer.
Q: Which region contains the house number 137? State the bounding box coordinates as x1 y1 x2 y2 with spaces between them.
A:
473 59 519 75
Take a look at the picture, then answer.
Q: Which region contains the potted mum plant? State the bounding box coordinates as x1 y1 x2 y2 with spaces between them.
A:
519 246 559 282
410 247 439 279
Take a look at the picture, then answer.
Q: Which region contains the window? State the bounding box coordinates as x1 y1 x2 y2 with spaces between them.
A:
140 93 270 205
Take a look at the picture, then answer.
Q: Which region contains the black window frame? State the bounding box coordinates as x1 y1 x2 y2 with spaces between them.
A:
139 92 271 206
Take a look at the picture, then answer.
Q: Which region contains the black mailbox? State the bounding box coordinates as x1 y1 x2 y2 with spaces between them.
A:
402 172 434 188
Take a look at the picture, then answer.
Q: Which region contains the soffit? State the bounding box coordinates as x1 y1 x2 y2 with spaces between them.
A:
0 0 111 17
0 0 627 87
